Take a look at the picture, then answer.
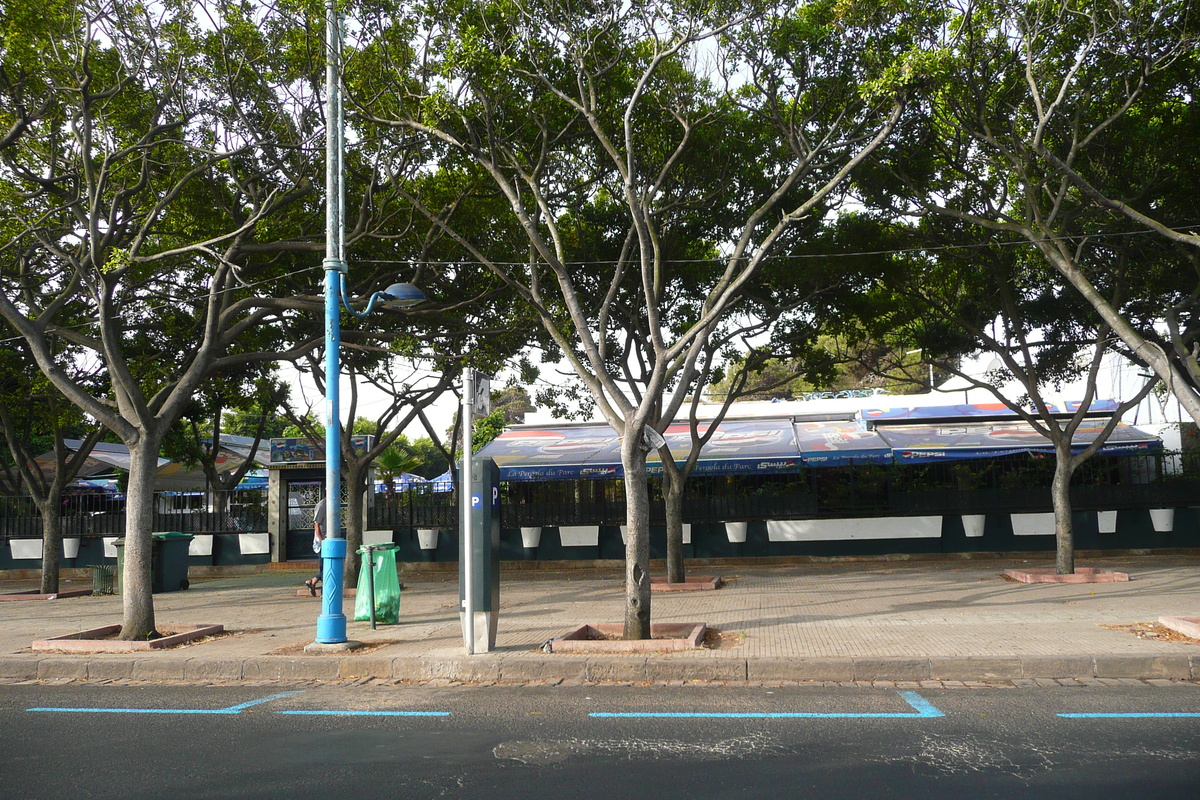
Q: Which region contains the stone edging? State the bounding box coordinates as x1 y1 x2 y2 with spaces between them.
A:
1 653 1197 684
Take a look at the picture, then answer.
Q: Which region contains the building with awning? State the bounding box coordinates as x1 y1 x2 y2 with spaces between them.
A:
475 402 1161 481
5 436 271 493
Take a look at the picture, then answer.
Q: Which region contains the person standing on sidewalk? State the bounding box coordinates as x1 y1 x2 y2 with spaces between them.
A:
305 495 327 595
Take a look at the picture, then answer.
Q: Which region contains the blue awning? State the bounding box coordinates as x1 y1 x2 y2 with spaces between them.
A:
877 418 1160 463
792 421 891 466
477 408 1161 481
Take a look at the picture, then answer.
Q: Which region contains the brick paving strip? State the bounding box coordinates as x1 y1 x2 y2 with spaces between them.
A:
0 554 1198 684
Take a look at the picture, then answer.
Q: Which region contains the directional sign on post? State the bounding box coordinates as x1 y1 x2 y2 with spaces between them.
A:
472 374 492 417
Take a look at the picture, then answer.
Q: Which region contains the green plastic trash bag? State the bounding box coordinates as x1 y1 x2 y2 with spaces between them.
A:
354 546 401 624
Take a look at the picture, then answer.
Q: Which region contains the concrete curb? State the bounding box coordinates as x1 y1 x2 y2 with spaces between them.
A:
4 653 1198 684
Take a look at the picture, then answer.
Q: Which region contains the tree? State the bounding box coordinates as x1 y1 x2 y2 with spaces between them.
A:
164 368 290 516
0 342 104 593
355 0 934 637
865 217 1157 573
874 0 1200 426
491 386 534 425
0 1 336 638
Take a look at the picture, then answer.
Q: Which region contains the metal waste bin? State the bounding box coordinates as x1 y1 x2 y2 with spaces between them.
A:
152 532 193 592
92 564 115 595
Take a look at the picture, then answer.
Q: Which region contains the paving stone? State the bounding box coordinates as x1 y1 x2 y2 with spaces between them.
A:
645 659 746 683
747 658 853 682
930 657 1023 681
500 658 587 682
0 657 38 680
336 657 394 680
129 658 189 681
242 658 340 681
87 659 135 680
449 658 503 683
586 658 649 682
1021 656 1095 679
183 659 243 681
35 659 89 680
853 659 930 681
1093 655 1191 680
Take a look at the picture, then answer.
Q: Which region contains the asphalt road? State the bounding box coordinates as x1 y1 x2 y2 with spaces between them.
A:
1 682 1197 799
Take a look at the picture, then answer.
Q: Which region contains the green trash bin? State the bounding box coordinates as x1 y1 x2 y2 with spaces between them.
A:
152 532 193 592
113 533 193 594
112 538 125 596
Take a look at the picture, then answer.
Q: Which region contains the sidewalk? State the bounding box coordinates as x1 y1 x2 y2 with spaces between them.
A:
1 554 1198 684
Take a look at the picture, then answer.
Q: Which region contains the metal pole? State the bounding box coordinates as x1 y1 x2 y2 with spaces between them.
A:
316 0 348 645
366 548 377 631
462 367 475 653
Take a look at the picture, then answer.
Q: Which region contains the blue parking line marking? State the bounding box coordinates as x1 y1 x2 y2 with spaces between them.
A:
589 691 945 719
1059 712 1200 718
277 710 451 717
28 691 303 715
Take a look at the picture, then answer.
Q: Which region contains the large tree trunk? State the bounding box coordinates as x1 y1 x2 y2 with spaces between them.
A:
1051 444 1076 576
35 487 63 595
662 468 686 584
621 429 652 639
119 440 160 640
343 462 367 589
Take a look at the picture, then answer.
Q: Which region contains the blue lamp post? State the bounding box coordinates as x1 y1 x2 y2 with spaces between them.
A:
314 0 424 646
315 278 424 646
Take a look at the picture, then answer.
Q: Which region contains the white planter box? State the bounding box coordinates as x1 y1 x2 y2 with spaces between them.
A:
962 515 986 538
1150 508 1175 532
1097 511 1118 534
9 539 41 559
520 527 542 549
767 516 942 542
238 533 270 555
417 528 439 550
11 537 81 559
558 526 599 547
725 522 748 543
362 530 393 546
188 536 214 556
102 537 120 558
1011 512 1056 536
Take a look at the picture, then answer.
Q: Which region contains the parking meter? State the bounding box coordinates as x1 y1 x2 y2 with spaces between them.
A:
459 456 500 652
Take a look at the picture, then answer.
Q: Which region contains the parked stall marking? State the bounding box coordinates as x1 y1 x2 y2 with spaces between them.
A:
589 691 944 719
28 691 303 715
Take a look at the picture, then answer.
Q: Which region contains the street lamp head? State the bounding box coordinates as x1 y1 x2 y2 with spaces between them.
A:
378 281 426 310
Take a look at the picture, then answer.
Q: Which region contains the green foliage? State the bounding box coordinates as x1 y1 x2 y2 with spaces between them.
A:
471 410 506 453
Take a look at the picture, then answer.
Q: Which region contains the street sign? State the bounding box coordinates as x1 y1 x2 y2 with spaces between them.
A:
472 373 492 417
